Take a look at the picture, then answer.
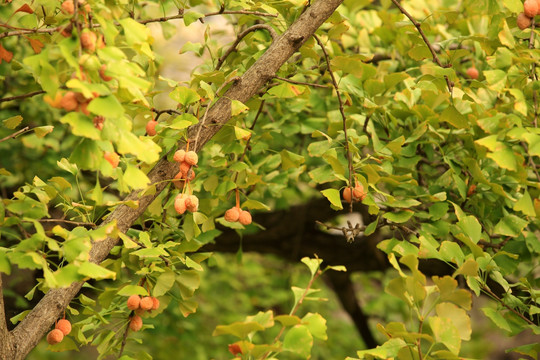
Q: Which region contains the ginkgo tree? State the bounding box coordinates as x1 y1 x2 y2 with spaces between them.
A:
1 0 540 359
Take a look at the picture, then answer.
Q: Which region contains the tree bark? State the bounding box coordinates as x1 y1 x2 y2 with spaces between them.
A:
2 1 344 358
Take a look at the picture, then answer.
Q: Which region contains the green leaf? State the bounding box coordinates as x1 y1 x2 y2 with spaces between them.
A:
3 115 23 129
117 285 148 296
503 0 524 12
231 100 249 116
212 321 265 338
184 11 204 26
481 307 511 332
354 338 407 358
275 315 301 327
282 325 313 358
514 191 535 217
280 150 305 170
436 302 471 340
301 257 322 277
57 158 78 175
320 188 343 210
153 270 176 297
302 313 327 340
34 125 53 138
242 199 270 211
169 86 201 106
124 164 150 190
78 262 116 280
428 316 461 354
88 96 124 118
494 214 528 237
382 210 414 223
457 215 482 244
441 106 468 129
119 18 149 45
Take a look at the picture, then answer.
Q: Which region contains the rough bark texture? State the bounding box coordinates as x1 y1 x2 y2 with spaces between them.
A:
2 1 344 358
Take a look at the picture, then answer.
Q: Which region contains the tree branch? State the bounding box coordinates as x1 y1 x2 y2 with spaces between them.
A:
0 91 45 103
314 34 355 213
0 274 9 348
389 0 453 94
0 127 30 143
6 1 345 358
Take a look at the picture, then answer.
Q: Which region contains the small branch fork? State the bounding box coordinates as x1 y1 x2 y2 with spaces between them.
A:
316 220 365 243
0 126 30 143
482 286 536 326
389 0 453 94
216 24 278 70
314 34 355 213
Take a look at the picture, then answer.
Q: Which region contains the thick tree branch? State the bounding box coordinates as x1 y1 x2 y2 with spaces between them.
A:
0 274 9 349
325 271 378 348
5 1 344 358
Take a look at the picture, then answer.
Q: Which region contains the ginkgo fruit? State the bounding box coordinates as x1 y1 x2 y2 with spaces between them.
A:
151 297 160 310
146 120 158 136
185 195 199 212
129 315 143 332
174 194 187 214
524 0 538 17
104 151 120 168
127 295 141 310
99 65 112 81
238 210 252 225
140 296 153 311
173 149 186 163
517 12 533 29
184 151 198 166
46 329 64 345
224 207 241 222
466 67 479 79
60 91 78 111
56 319 72 336
80 31 97 53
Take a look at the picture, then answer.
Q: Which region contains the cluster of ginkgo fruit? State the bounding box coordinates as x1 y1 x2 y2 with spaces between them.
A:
224 189 252 225
46 318 72 345
126 294 160 332
172 148 200 214
517 0 540 29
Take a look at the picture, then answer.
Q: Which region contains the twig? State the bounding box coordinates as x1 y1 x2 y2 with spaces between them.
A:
117 322 130 359
0 91 45 103
0 126 30 143
273 76 328 88
389 0 453 94
0 10 278 39
314 34 355 213
38 218 97 228
528 18 538 127
152 108 183 122
216 24 278 70
478 237 510 251
482 286 536 326
261 269 323 360
316 220 365 243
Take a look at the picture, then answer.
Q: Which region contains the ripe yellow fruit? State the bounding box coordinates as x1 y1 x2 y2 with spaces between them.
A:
174 194 187 214
127 295 141 310
47 329 64 345
140 296 153 311
173 149 186 163
524 0 538 17
129 315 143 332
238 210 252 225
517 12 533 30
184 151 198 166
224 207 241 222
466 67 479 79
56 319 72 336
185 195 199 212
146 120 158 136
104 151 120 168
